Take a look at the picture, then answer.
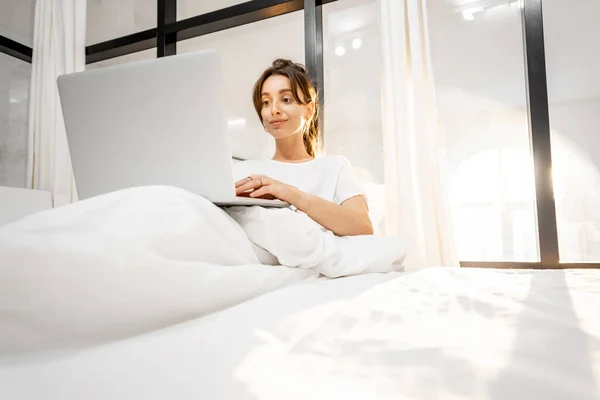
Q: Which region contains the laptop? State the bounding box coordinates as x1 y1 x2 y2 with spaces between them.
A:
57 49 289 208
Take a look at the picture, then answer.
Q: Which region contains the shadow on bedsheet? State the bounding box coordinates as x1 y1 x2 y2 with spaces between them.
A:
257 269 599 400
487 270 599 400
238 271 489 400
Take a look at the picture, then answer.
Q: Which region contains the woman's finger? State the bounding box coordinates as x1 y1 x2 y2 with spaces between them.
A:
250 174 273 185
236 175 261 186
236 175 267 189
236 179 264 194
235 177 252 188
235 182 254 194
249 186 270 198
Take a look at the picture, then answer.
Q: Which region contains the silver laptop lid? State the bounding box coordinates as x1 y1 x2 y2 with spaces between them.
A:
57 49 236 202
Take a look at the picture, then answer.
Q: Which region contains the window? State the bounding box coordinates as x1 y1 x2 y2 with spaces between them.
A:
86 0 156 45
450 148 537 261
0 0 34 188
543 0 600 262
177 0 247 20
427 0 539 261
0 52 31 188
0 0 36 47
86 48 156 70
323 0 385 230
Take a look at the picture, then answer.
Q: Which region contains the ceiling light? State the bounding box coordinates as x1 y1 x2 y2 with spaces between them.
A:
335 45 346 56
510 0 524 9
462 10 475 20
352 38 362 49
462 6 483 21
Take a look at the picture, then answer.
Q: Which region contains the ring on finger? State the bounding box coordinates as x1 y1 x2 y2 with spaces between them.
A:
258 179 263 187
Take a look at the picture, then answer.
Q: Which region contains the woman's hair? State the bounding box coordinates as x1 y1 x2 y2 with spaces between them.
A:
252 59 319 157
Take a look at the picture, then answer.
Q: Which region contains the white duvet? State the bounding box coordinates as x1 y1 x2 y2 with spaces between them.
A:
0 186 406 357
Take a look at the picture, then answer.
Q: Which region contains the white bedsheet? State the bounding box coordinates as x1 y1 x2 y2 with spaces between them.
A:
1 267 599 400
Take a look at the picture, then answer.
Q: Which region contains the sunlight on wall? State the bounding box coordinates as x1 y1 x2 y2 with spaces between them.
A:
449 147 537 261
551 131 600 261
448 118 600 262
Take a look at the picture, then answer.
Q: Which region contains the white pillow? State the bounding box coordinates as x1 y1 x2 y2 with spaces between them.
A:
226 206 407 278
362 182 386 234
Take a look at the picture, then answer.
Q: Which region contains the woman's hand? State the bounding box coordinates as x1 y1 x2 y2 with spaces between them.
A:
235 174 372 236
235 175 301 203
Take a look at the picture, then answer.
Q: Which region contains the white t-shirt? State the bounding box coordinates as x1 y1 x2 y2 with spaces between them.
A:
233 155 366 205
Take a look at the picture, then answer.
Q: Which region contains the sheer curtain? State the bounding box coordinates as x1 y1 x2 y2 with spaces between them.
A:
379 0 457 267
27 0 86 206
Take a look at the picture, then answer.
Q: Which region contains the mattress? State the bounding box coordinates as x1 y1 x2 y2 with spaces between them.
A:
1 267 599 400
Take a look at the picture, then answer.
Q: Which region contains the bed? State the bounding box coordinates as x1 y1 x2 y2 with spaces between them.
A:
1 267 599 399
1 188 599 399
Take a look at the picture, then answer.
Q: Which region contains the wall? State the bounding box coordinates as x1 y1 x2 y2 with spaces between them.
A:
0 0 34 189
427 0 600 261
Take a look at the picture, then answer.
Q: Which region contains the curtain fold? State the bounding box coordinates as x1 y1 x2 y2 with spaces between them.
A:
27 0 86 206
379 0 458 267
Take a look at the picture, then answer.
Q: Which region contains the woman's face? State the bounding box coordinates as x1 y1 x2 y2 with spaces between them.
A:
260 75 313 140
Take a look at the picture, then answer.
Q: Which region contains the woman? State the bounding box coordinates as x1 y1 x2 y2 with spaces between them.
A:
234 59 373 236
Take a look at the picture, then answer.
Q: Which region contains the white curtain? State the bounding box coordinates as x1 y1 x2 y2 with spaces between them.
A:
379 0 458 267
27 0 86 206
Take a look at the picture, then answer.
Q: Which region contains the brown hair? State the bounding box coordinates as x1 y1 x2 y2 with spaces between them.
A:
252 59 319 157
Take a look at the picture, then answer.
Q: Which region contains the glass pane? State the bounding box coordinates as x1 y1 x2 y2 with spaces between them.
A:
323 0 384 231
86 48 156 70
87 0 156 45
0 53 31 188
177 11 304 159
177 0 246 20
453 206 502 260
427 0 539 261
544 0 600 262
0 0 36 47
